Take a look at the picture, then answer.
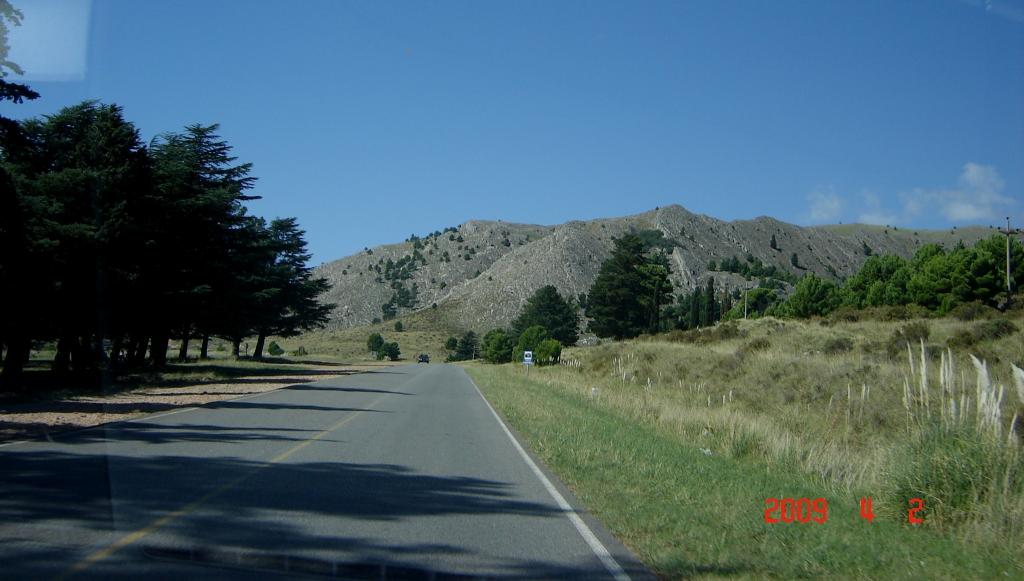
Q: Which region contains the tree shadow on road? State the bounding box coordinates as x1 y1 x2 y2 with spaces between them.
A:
0 450 624 579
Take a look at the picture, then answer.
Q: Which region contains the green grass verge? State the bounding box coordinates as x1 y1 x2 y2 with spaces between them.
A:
465 363 1022 580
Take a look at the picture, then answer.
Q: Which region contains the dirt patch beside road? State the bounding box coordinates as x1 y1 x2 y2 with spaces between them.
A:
0 361 385 443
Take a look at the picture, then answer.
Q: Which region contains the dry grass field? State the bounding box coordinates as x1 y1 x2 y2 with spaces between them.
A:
466 310 1024 578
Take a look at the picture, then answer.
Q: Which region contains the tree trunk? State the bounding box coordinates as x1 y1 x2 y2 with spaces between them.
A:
129 336 148 367
71 335 92 371
0 335 30 391
200 334 210 360
252 331 267 360
231 339 241 359
110 335 124 368
151 333 169 367
53 336 72 373
178 334 190 361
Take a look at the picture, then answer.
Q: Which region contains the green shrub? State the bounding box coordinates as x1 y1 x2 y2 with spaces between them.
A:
885 424 1021 530
891 321 930 346
822 337 854 354
514 325 549 362
949 301 998 321
267 341 284 356
367 333 384 354
827 306 862 323
885 321 932 357
664 321 746 345
947 330 977 350
383 342 400 361
866 304 932 321
711 321 742 341
534 338 562 366
973 319 1019 342
481 329 516 364
947 319 1018 350
735 336 770 360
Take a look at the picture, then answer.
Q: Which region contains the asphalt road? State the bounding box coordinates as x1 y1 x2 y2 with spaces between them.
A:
0 363 650 580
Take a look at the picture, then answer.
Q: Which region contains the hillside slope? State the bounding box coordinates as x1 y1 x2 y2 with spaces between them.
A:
315 204 994 331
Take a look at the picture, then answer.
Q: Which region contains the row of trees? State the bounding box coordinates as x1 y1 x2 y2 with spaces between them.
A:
444 331 478 361
768 235 1020 319
445 231 1020 357
585 232 1020 339
445 285 577 365
366 333 401 361
667 277 734 330
0 99 333 388
698 235 1020 324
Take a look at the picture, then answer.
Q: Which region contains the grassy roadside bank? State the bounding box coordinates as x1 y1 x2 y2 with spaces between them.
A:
465 359 1022 579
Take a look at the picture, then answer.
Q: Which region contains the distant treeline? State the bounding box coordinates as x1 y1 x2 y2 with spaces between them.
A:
668 235 1021 330
0 100 334 389
766 236 1021 319
579 232 1020 339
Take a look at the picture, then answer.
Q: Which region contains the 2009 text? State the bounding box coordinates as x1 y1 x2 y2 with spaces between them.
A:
764 497 926 524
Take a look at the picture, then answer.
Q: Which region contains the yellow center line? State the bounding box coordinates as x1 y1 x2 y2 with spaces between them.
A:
56 393 389 580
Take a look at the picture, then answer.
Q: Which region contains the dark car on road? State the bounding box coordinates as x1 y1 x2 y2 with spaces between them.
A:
417 354 430 363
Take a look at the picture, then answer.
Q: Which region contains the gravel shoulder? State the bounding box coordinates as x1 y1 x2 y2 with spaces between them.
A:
0 361 386 443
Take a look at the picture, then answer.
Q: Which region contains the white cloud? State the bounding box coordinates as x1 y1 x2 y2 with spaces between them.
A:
899 163 1015 223
804 162 1017 228
957 0 1024 24
857 192 898 225
960 162 1005 193
807 189 842 223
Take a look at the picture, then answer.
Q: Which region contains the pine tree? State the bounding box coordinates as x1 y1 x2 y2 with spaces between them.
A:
148 123 259 364
688 290 701 329
367 333 384 354
512 285 579 345
250 218 335 359
701 277 716 326
455 331 478 361
587 234 673 339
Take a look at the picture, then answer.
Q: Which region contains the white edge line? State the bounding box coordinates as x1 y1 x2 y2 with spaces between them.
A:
467 374 631 581
130 406 199 422
0 439 30 449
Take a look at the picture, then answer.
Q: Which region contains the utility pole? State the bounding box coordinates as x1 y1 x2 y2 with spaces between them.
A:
744 286 748 320
1008 217 1013 297
1001 217 1022 305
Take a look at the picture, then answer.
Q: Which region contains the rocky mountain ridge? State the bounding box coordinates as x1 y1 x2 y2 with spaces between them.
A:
314 204 994 330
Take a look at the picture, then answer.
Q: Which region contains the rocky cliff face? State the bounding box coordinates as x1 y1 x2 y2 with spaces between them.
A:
314 205 992 330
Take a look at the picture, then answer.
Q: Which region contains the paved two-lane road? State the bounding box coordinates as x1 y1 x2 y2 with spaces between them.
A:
0 364 649 579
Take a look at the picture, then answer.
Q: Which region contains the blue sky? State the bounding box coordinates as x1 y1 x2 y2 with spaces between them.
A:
6 0 1023 263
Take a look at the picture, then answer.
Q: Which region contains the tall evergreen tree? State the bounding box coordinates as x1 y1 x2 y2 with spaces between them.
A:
2 102 150 374
587 234 673 339
701 277 717 327
637 251 674 332
250 218 335 359
688 289 701 329
512 285 579 345
454 330 478 361
148 124 259 363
